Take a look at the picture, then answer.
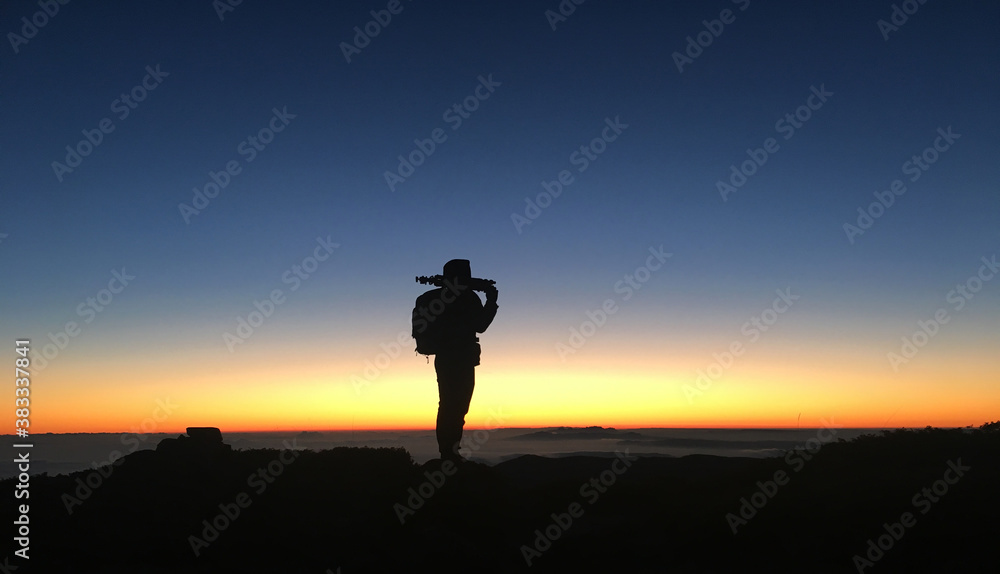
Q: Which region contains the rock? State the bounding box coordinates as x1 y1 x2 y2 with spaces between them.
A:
186 426 224 444
155 426 231 460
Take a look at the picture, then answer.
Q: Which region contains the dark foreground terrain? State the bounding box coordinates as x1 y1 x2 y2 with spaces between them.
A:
3 424 998 573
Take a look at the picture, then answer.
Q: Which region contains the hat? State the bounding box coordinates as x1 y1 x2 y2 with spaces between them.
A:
443 259 471 279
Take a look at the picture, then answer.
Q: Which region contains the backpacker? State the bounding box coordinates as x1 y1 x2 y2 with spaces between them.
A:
412 289 444 355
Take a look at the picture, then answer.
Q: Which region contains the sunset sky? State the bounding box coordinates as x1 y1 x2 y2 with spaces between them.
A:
2 1 997 434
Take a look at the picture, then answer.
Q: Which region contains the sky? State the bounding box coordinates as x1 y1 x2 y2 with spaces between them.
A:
1 0 997 433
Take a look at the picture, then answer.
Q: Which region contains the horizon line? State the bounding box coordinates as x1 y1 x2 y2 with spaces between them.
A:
7 423 984 436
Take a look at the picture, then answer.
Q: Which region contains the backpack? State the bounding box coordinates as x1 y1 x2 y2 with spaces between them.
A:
412 289 444 355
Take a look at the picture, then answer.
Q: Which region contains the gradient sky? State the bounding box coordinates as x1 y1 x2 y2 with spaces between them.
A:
2 1 997 433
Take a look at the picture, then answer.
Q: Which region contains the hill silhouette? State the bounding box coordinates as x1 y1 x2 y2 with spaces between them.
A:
4 423 998 572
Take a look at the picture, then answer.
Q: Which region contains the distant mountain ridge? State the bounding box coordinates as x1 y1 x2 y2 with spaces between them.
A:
505 426 646 440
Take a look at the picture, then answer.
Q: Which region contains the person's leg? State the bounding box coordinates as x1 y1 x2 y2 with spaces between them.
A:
435 355 476 460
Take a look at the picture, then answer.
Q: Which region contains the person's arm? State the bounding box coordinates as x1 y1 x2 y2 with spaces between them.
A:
475 286 498 333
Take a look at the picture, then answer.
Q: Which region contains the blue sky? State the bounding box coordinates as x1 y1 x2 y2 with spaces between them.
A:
1 0 997 431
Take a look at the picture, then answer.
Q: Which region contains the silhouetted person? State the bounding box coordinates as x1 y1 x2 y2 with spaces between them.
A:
430 259 498 462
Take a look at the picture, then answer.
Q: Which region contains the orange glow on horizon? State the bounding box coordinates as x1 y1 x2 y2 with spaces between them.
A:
10 328 997 434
